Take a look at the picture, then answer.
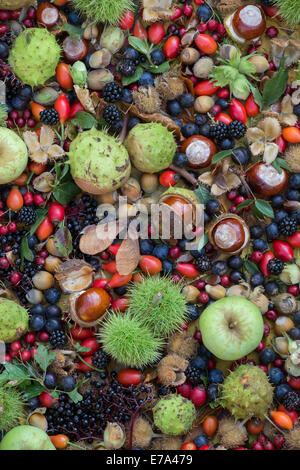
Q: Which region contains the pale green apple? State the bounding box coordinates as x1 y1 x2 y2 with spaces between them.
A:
0 425 56 450
199 296 264 360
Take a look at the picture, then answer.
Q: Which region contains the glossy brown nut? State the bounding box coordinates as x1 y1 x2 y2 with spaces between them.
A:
181 135 217 169
248 162 288 196
63 36 88 62
36 2 59 27
233 5 266 40
163 196 192 220
75 288 110 322
211 218 245 253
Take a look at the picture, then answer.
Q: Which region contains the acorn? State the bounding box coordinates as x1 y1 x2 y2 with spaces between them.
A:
248 162 288 196
209 214 250 255
181 135 217 169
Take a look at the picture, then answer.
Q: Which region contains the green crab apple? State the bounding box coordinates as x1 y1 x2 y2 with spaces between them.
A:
199 296 264 360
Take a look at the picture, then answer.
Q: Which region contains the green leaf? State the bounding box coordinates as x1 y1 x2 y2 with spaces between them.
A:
249 84 263 111
211 149 232 164
128 36 149 56
143 60 170 74
0 362 29 384
20 382 45 400
254 199 274 219
53 175 81 205
272 157 291 175
198 233 208 252
34 345 56 373
29 208 48 235
235 199 253 212
73 342 91 354
243 259 260 274
61 23 83 40
122 65 144 86
71 111 97 129
194 185 212 205
67 388 83 404
262 59 288 107
20 236 34 262
53 224 73 258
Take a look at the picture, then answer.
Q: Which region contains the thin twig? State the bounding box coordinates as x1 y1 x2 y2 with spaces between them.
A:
169 164 199 186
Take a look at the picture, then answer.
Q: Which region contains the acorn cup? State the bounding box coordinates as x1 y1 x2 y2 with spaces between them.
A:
208 213 250 255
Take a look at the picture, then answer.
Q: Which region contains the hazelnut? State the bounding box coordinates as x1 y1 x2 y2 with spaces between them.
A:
194 96 214 113
274 316 295 335
140 173 158 193
32 271 54 290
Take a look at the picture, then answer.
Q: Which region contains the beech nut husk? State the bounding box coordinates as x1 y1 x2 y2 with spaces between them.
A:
208 214 250 255
55 259 94 294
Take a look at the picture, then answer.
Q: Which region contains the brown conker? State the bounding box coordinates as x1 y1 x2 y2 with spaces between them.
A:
248 162 288 196
75 288 110 322
181 135 217 169
232 5 266 40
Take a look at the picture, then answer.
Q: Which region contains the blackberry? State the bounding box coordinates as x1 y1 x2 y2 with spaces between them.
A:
50 330 67 347
278 216 297 236
195 255 211 272
92 350 110 369
40 108 59 125
185 366 203 385
158 385 172 396
210 121 228 141
102 82 122 103
18 206 36 225
282 391 300 410
103 105 121 125
267 258 284 275
119 59 136 77
228 120 247 139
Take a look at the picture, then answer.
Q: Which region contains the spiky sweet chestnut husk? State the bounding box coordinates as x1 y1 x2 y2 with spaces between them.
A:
0 387 25 431
284 145 300 172
98 311 163 368
71 0 134 25
132 86 161 114
221 365 273 420
0 298 28 343
68 127 131 195
125 123 176 173
127 276 188 337
9 29 61 87
153 394 197 435
217 417 248 449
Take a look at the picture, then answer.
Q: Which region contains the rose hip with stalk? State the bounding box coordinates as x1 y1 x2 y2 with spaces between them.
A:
48 202 65 224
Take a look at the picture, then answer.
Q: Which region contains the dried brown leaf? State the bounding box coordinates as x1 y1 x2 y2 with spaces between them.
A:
116 225 140 275
74 85 96 115
79 221 120 255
